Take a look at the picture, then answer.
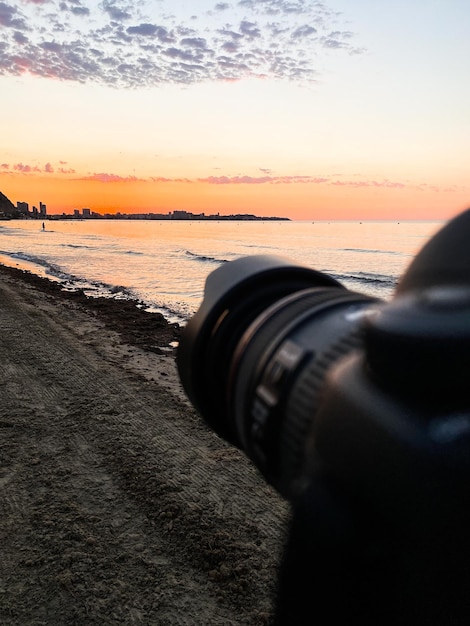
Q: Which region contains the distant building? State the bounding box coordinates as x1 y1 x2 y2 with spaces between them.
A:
82 208 91 217
17 201 29 215
171 211 205 220
74 209 80 218
39 202 47 216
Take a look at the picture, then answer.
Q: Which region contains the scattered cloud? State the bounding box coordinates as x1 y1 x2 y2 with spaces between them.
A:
0 1 364 87
199 174 328 184
150 176 193 183
1 159 459 194
292 25 317 39
101 1 131 22
76 173 145 182
13 162 41 172
0 2 28 29
330 179 407 189
0 161 75 173
1 160 454 193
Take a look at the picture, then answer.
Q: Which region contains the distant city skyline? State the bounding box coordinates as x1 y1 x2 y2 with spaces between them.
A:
1 1 469 220
0 189 288 221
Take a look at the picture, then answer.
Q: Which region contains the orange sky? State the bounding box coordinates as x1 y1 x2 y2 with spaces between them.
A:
2 171 468 221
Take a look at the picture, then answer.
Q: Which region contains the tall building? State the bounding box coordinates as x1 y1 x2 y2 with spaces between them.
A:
17 201 29 215
39 202 47 216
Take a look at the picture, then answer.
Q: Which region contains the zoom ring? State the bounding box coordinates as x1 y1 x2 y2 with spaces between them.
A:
279 331 364 498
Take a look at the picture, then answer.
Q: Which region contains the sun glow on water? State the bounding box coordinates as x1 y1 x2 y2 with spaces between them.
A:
0 219 442 321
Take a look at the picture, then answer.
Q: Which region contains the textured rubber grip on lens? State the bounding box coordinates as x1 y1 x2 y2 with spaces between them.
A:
280 331 363 498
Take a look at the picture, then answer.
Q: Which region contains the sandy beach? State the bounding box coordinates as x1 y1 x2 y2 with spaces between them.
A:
0 265 288 625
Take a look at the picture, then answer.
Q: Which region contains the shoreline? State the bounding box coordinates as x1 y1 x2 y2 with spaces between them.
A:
0 263 288 625
0 263 182 354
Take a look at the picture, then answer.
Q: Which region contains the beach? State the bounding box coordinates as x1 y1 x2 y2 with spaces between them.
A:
0 265 288 625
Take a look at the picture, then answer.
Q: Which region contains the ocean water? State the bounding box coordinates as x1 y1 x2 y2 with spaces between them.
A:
0 218 443 324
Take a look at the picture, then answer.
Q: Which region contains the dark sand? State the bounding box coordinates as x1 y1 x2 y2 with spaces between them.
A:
0 265 288 625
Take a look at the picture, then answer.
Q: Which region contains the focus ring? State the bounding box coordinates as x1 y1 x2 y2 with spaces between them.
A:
280 331 364 498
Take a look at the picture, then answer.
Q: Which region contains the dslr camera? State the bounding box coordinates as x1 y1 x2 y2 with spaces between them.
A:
177 210 470 625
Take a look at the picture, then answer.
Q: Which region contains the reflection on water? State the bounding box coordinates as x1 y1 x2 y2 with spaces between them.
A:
0 219 443 321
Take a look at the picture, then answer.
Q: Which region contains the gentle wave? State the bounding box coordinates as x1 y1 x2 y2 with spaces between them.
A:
2 219 439 323
330 271 396 287
1 250 136 300
1 250 70 281
60 243 96 250
342 248 409 257
61 243 144 256
329 271 397 299
185 250 228 264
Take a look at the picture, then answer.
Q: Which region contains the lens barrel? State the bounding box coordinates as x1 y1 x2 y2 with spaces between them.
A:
177 256 341 442
177 255 379 497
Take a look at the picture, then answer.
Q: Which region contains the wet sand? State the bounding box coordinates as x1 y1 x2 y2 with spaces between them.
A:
0 265 288 625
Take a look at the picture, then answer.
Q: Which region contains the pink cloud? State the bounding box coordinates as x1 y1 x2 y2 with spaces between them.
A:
199 175 328 185
77 173 145 183
4 161 76 175
150 176 192 183
13 163 41 172
330 179 406 189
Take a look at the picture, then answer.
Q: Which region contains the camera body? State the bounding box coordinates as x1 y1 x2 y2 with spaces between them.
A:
177 210 470 624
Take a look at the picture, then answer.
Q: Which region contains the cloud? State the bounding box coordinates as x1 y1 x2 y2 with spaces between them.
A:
77 173 144 182
150 176 192 183
0 161 76 174
330 179 407 189
197 174 451 192
0 2 28 29
127 23 160 37
13 162 41 172
70 6 90 17
0 1 364 87
100 1 131 22
199 174 327 184
292 25 316 39
2 160 457 194
239 20 261 39
13 30 28 43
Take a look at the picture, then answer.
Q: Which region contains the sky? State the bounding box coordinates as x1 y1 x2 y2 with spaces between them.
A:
1 0 469 220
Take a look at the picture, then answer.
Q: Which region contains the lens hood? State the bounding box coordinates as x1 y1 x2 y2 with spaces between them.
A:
177 255 341 442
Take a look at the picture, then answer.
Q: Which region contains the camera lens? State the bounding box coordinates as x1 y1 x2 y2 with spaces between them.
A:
177 256 380 498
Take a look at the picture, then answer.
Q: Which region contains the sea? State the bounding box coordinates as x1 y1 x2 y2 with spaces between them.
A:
0 218 444 325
